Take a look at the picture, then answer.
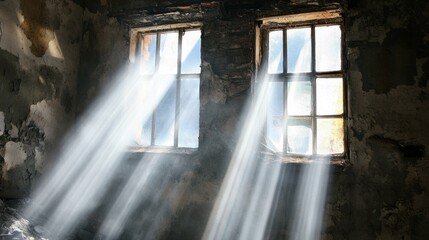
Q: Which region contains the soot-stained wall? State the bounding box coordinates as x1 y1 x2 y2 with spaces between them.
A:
0 0 83 198
76 0 429 239
0 0 428 239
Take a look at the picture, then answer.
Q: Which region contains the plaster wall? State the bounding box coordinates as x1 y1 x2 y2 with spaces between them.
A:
0 0 83 197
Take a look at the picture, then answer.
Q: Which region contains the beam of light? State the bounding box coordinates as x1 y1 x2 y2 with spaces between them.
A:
23 28 202 240
98 154 167 240
95 152 194 240
290 160 331 240
98 81 200 240
204 26 335 240
236 157 282 240
202 70 284 240
24 66 175 239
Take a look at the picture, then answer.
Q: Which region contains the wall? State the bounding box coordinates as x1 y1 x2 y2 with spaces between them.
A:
79 0 428 239
340 0 429 239
1 0 428 239
0 0 83 198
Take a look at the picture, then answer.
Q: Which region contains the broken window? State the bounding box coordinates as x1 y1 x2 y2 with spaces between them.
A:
259 12 345 157
131 24 201 149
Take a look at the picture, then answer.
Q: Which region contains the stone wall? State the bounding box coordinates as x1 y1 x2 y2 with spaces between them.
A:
0 0 83 198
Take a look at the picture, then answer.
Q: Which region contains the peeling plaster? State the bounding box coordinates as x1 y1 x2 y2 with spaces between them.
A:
27 100 69 142
0 0 82 71
3 141 27 174
0 112 4 136
8 124 19 139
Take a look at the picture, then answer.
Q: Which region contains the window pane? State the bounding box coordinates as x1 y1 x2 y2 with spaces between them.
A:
317 118 344 154
141 115 152 146
154 78 176 146
181 30 201 74
316 78 343 115
159 32 179 74
287 28 311 73
178 78 200 148
287 119 312 155
287 81 311 116
315 25 341 72
267 82 284 152
268 30 283 74
140 34 157 75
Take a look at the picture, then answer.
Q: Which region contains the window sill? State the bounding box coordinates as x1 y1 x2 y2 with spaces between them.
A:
127 145 198 155
260 151 347 166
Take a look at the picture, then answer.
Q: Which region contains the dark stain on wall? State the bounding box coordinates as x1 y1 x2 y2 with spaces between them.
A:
358 29 417 94
9 78 21 94
0 49 29 124
61 87 73 114
19 0 55 57
419 60 429 87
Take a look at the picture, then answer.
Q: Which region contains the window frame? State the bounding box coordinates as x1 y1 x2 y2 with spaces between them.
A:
128 22 202 153
256 12 347 163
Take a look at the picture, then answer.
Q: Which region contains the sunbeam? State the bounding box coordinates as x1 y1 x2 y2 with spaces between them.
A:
202 72 277 240
203 23 336 240
24 26 202 240
290 160 331 240
25 67 175 239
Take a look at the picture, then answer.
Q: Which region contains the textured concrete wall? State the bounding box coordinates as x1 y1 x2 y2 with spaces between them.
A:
0 0 83 198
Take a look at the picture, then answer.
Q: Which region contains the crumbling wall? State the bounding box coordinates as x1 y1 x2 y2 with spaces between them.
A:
0 0 83 198
73 0 429 239
334 0 429 239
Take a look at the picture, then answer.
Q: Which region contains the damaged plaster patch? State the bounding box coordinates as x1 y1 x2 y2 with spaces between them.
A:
8 124 19 138
0 112 4 136
19 0 55 57
3 142 27 174
26 100 68 142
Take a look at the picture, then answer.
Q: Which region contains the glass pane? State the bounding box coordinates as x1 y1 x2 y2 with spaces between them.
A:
317 78 343 115
154 78 176 146
287 81 311 116
317 118 344 154
268 30 283 74
267 82 284 152
315 25 341 72
287 119 312 155
141 115 152 146
287 28 311 73
140 34 157 75
178 78 200 148
181 30 201 74
159 32 179 74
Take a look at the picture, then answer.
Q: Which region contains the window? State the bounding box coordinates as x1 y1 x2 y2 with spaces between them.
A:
131 24 201 149
259 12 345 157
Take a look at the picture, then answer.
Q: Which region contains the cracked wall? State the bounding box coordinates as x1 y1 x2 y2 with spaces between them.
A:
0 0 428 239
338 0 429 239
0 0 83 198
74 0 429 239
